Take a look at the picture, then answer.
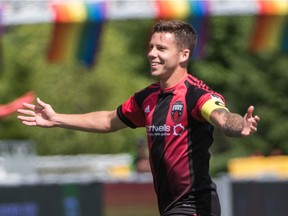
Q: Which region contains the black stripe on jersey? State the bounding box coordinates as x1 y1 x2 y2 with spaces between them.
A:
184 79 210 112
116 105 137 128
185 80 215 214
150 92 173 214
185 80 209 184
134 84 160 108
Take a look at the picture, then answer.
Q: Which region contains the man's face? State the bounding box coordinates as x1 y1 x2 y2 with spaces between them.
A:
147 32 182 80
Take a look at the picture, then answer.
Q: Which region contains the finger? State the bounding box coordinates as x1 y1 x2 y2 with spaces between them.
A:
22 102 44 113
22 103 37 110
255 115 260 122
241 128 251 137
37 98 46 107
17 109 35 116
252 121 258 128
241 126 257 137
17 115 36 122
21 121 37 126
249 120 257 128
250 125 257 133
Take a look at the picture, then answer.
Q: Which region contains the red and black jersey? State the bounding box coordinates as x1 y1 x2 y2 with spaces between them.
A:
117 74 223 216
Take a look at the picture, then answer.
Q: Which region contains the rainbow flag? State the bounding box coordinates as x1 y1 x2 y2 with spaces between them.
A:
50 2 87 23
249 0 288 52
188 16 210 59
47 23 75 63
152 0 210 59
154 0 190 20
188 1 210 59
47 1 106 67
75 2 106 67
0 5 2 35
257 0 288 16
189 0 210 16
76 22 103 67
249 15 287 52
281 18 288 52
0 6 3 65
86 2 106 22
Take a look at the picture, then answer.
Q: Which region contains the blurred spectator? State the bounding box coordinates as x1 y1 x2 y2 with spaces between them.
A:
270 148 283 156
133 138 150 173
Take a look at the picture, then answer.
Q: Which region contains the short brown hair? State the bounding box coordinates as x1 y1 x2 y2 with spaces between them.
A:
151 20 197 59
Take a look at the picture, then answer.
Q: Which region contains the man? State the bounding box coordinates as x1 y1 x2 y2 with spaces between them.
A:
18 20 260 216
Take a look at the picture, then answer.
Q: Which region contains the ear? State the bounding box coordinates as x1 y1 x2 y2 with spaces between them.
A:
180 49 190 63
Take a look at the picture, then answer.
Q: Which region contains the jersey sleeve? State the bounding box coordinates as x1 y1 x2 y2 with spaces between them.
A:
191 93 229 124
117 95 146 128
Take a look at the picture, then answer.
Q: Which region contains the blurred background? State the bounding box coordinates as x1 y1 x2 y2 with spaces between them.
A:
0 0 287 215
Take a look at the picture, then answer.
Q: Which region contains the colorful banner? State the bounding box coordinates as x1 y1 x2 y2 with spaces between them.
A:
0 0 283 67
0 5 2 35
254 0 288 52
77 2 107 67
86 2 106 22
257 0 288 16
152 1 210 59
47 23 75 63
0 5 3 65
189 0 210 16
281 18 288 53
50 2 86 23
188 16 210 59
47 1 106 67
188 1 210 59
249 15 287 52
76 21 103 67
2 0 288 26
154 0 190 20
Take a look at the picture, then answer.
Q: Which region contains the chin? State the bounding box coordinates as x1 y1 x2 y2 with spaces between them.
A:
150 71 157 77
151 70 161 77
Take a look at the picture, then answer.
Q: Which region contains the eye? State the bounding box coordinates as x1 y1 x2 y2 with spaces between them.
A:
157 46 166 51
148 44 154 51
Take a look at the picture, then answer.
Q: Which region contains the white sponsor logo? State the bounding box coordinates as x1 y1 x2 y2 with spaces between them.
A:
146 124 170 133
173 123 185 136
146 123 185 136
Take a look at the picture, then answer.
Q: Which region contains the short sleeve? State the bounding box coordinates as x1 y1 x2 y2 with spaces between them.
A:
117 95 146 128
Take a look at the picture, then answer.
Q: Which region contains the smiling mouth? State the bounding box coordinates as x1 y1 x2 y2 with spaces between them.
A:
151 62 161 68
151 64 158 71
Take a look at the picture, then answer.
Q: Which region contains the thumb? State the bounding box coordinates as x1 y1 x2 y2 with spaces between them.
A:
246 105 254 119
36 97 46 107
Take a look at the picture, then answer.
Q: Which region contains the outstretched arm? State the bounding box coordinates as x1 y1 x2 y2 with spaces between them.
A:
17 98 127 133
210 105 260 137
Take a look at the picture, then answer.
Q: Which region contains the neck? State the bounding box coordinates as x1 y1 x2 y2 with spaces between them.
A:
160 69 188 89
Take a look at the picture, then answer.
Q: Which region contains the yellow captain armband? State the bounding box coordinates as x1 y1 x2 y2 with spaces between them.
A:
200 97 229 125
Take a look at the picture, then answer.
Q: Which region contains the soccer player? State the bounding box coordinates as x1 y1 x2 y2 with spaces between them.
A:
17 20 260 216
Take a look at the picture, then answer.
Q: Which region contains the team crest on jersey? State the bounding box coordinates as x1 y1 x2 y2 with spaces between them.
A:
171 101 184 122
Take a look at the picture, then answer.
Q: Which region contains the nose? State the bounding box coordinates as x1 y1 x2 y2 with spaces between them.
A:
148 46 156 59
